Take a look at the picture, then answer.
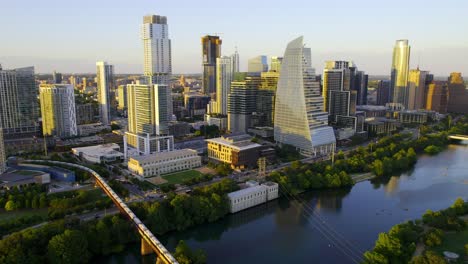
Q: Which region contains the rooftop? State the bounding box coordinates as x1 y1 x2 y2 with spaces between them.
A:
72 143 122 157
227 185 267 200
130 149 198 163
206 134 261 151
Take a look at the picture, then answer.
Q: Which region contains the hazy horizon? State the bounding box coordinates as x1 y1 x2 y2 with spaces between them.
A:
1 0 467 77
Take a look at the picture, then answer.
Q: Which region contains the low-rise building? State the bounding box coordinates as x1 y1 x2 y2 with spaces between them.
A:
365 118 399 137
247 127 274 138
396 111 428 124
14 163 76 182
0 170 51 190
356 105 387 118
169 121 191 137
206 134 262 169
127 149 201 177
227 181 278 213
72 143 124 163
77 123 111 136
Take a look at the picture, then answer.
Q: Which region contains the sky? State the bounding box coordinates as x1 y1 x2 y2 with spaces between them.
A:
1 0 467 76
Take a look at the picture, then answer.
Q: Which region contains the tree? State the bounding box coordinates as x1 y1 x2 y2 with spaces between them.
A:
173 240 207 264
410 251 447 264
48 230 89 264
4 200 18 211
372 159 384 177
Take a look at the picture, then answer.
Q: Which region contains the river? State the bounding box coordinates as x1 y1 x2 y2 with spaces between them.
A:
105 144 468 264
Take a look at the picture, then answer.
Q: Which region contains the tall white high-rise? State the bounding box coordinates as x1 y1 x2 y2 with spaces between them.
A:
96 61 114 125
40 84 77 138
0 65 39 135
142 14 172 85
216 56 233 115
274 37 336 156
390 40 411 107
0 129 6 174
231 48 240 74
124 83 174 157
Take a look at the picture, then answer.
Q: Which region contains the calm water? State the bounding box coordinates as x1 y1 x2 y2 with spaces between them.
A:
105 144 468 264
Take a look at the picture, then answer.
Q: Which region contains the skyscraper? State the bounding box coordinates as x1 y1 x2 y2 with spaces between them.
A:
53 71 62 84
0 65 39 136
274 37 336 156
124 83 174 157
96 61 114 125
426 81 448 114
231 48 240 74
248 56 268 73
39 84 77 138
377 80 391 105
390 40 411 107
142 14 172 85
117 85 128 110
216 56 233 115
270 56 283 73
407 68 428 110
228 76 260 133
0 129 6 174
447 72 468 114
202 35 222 95
355 70 368 105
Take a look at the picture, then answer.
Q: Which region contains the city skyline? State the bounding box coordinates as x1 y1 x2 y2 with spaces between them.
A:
1 0 467 76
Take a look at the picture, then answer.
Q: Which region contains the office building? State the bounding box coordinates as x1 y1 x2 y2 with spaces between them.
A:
270 56 283 73
355 70 368 105
447 72 468 114
202 35 222 95
407 68 429 110
206 134 262 169
215 56 232 115
390 40 411 107
228 76 260 133
142 14 172 85
124 83 174 157
377 80 391 105
75 103 96 125
426 81 448 114
117 85 128 110
0 65 39 136
184 93 211 117
128 149 201 177
322 61 358 130
0 129 5 174
228 181 278 213
231 48 240 73
96 61 114 125
274 37 336 156
39 84 77 138
52 71 62 84
248 55 268 73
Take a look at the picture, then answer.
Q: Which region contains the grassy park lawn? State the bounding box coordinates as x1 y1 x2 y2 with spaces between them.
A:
0 208 48 222
160 170 203 185
430 227 468 259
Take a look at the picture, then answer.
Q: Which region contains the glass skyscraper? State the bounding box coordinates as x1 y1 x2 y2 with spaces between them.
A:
96 61 114 125
202 35 222 95
390 40 411 108
274 37 336 156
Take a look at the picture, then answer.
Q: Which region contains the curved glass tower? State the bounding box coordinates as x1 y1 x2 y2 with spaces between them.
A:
274 36 336 156
390 39 410 107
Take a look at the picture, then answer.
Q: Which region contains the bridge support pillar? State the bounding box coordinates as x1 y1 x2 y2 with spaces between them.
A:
141 237 153 256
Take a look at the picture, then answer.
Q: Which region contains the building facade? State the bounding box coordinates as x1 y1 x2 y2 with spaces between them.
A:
274 37 336 156
206 134 262 169
248 55 268 73
75 103 96 125
125 83 174 156
39 84 77 138
96 61 114 125
407 69 428 110
390 40 411 108
202 35 222 95
0 129 6 174
447 72 468 114
231 48 240 74
227 181 278 213
141 14 172 85
377 80 391 105
128 149 201 177
426 81 448 114
72 143 124 164
215 56 232 115
117 85 128 110
270 56 283 73
228 76 260 133
0 66 39 136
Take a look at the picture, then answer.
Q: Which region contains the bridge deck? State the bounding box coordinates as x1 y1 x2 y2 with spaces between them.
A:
26 160 178 264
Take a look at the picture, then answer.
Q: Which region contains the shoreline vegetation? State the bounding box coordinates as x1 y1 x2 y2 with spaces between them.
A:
0 116 466 263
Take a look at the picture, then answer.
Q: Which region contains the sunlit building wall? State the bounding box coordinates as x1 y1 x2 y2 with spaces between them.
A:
202 35 222 95
216 56 233 115
96 61 114 125
407 69 428 110
447 72 468 114
248 55 268 73
426 81 448 114
390 39 411 108
141 14 172 85
39 84 77 138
